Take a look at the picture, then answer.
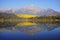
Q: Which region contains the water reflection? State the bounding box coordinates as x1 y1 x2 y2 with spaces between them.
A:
0 21 60 34
16 22 37 26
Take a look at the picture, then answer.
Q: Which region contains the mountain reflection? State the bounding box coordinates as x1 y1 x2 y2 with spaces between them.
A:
0 21 60 34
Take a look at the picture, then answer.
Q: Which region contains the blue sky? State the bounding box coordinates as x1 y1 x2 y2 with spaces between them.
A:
0 0 60 12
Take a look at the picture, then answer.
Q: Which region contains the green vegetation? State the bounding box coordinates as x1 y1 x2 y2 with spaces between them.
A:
0 12 60 27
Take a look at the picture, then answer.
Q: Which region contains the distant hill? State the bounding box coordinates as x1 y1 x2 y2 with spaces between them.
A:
0 5 60 16
0 12 19 18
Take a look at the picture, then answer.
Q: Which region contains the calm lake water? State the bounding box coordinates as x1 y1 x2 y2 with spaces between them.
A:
0 21 60 40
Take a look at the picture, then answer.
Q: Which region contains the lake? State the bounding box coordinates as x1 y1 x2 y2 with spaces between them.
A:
0 21 60 40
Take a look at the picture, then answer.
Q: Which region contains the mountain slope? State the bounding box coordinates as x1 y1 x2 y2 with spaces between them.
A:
0 5 60 16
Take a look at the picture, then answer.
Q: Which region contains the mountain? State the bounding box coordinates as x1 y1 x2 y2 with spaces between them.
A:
0 5 60 16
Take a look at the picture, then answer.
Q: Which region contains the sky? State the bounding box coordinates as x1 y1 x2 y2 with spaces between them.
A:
0 0 60 12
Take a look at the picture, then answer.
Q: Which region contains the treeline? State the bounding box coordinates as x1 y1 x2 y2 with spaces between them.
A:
29 15 60 23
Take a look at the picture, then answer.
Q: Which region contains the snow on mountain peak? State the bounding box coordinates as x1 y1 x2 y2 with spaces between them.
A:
23 4 42 12
0 5 60 16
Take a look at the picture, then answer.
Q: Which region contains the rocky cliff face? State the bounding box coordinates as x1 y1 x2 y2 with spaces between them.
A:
0 5 60 16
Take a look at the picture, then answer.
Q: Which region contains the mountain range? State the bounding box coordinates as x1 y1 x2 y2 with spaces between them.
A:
0 5 60 16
